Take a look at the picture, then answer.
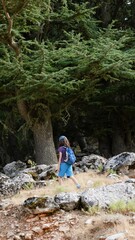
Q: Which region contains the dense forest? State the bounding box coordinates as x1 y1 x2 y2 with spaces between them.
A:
0 0 135 167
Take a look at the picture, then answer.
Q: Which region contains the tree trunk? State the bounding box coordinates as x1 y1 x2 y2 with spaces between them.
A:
111 127 126 155
100 2 112 27
33 118 57 165
17 100 57 165
98 135 112 158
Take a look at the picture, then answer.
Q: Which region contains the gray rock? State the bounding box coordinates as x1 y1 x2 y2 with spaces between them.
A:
0 173 20 197
23 196 59 214
38 164 57 180
80 181 135 210
36 164 57 174
13 172 35 189
3 161 27 178
75 154 107 172
105 232 126 240
54 192 80 211
104 152 135 171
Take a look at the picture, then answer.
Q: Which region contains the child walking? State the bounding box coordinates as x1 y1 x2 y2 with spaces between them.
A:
57 135 81 189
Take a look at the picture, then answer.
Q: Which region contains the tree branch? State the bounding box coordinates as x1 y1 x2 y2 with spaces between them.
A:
17 99 29 123
12 0 29 16
1 0 20 57
1 0 13 35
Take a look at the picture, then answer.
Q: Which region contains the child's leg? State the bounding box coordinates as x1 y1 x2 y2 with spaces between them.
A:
70 176 81 189
70 176 78 185
58 163 68 185
66 165 81 189
58 176 63 185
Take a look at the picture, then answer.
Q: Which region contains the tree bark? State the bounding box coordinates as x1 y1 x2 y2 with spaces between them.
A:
98 135 112 158
17 100 57 165
112 134 125 155
33 119 57 165
111 127 126 155
101 2 112 27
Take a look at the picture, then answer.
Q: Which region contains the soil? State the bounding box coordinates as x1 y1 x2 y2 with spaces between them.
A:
0 171 135 240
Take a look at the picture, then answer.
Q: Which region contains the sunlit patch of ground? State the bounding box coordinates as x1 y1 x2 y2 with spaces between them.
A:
11 170 125 205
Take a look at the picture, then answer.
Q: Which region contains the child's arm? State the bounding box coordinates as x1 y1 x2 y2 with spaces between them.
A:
57 151 62 172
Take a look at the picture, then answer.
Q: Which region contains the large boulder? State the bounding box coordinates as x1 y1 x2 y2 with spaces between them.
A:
80 179 135 210
23 196 60 214
104 152 135 172
54 192 80 211
13 172 35 189
74 154 107 173
0 173 21 197
3 161 27 178
38 164 57 180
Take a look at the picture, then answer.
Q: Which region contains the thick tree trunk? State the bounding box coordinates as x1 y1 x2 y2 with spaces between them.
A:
32 117 57 165
131 1 135 28
111 128 126 155
111 114 132 156
101 2 112 27
17 100 57 165
98 135 112 158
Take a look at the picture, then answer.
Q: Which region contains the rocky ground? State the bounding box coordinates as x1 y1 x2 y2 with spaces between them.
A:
0 171 135 240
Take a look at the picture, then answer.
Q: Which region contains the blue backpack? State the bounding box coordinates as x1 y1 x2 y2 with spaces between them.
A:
64 147 76 165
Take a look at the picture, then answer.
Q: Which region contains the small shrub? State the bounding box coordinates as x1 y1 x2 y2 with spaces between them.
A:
107 169 116 175
27 159 36 167
88 205 101 215
54 186 67 194
93 180 103 188
127 200 135 212
109 199 135 214
22 182 34 190
98 164 104 172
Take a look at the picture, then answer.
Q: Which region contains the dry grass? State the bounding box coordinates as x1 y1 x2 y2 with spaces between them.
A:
69 212 135 240
11 170 122 205
109 199 135 214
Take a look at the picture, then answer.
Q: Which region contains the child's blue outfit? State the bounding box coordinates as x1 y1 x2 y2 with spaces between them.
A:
58 146 73 177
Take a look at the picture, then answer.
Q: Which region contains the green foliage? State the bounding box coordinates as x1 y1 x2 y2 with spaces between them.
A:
0 0 97 116
0 0 48 35
0 0 135 161
0 1 135 110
